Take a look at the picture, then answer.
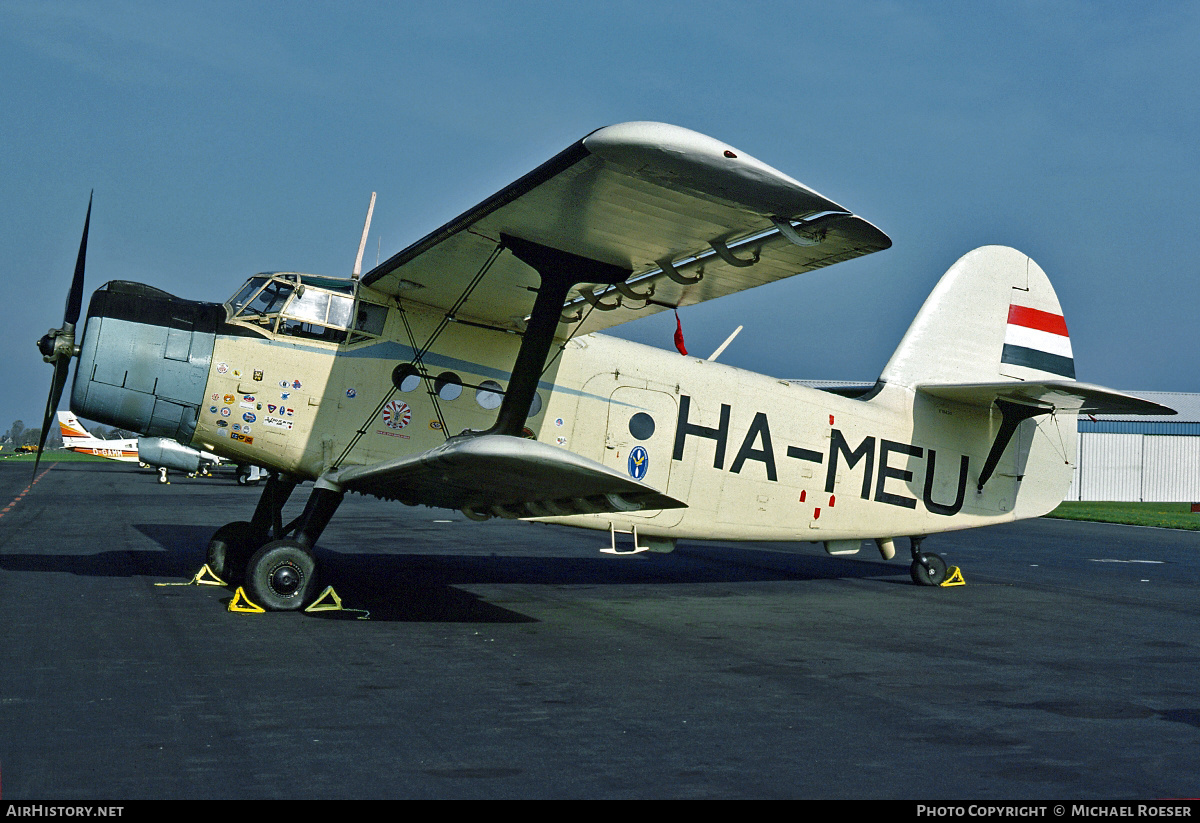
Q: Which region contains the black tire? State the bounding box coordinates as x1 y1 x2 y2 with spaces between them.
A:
207 520 264 584
910 553 948 586
244 540 318 611
236 472 249 486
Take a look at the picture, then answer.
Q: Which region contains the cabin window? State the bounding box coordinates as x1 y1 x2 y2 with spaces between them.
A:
393 363 422 392
435 372 463 401
476 380 504 410
629 412 655 440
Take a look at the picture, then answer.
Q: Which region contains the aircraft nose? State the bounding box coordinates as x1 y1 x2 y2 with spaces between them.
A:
71 281 223 443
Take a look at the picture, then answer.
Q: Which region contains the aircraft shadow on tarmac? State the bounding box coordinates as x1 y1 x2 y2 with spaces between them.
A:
0 523 905 622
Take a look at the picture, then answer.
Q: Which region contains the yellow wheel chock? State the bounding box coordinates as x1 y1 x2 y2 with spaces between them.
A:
226 584 370 618
229 587 265 613
305 586 370 620
939 566 966 587
154 564 228 587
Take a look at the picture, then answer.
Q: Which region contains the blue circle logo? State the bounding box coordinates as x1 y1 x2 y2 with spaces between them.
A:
628 446 649 480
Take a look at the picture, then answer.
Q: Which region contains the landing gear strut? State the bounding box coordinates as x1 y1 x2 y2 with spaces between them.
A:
908 536 947 586
206 474 345 610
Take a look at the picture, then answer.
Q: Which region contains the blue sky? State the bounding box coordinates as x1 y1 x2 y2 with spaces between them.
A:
3 1 1198 433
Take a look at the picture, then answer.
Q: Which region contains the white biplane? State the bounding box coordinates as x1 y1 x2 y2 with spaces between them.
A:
35 122 1172 610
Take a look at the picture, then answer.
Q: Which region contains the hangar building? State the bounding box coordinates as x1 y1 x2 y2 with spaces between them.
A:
1066 391 1200 503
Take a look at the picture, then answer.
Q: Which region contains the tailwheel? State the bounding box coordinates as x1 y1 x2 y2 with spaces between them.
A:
244 540 318 611
207 520 266 584
908 536 947 586
910 552 947 586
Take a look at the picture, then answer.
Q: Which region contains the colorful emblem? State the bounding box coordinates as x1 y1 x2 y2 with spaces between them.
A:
216 362 229 374
628 446 649 480
382 401 411 429
243 412 256 423
253 369 263 382
346 388 356 399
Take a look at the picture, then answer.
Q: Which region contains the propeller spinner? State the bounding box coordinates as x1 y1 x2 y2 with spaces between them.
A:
34 192 91 477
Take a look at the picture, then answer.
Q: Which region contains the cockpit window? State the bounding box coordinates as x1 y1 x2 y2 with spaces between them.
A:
278 289 354 343
229 276 296 329
245 279 295 316
229 277 269 314
226 273 388 345
348 301 388 343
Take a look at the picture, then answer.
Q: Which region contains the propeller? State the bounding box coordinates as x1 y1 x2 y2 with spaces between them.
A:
33 192 91 478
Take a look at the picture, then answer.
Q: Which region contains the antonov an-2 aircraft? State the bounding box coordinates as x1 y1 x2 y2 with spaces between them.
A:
36 122 1172 610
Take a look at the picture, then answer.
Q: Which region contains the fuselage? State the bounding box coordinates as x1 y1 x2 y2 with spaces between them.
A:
71 274 1076 545
64 441 139 461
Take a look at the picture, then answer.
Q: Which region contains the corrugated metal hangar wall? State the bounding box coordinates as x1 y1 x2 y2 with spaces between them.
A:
1065 392 1200 502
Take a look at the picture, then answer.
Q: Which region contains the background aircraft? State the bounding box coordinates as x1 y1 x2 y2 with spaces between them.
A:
57 410 263 484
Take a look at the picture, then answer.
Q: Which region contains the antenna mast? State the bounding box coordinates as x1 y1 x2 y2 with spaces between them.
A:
352 192 377 280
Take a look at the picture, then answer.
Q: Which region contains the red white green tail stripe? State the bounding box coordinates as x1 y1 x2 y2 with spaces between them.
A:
1000 304 1074 378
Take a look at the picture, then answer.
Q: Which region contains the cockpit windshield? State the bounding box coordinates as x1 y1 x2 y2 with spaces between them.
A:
225 273 388 345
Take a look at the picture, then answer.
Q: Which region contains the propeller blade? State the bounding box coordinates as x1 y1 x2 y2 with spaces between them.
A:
33 357 70 480
65 191 91 326
35 192 93 480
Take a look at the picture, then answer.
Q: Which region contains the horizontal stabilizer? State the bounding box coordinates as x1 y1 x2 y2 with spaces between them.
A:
333 435 686 520
917 381 1176 416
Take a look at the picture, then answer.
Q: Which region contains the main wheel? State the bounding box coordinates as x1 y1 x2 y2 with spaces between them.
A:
206 520 265 584
910 553 948 586
244 540 318 611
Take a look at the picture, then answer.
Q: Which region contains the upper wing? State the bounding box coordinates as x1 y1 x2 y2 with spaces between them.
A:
362 122 890 337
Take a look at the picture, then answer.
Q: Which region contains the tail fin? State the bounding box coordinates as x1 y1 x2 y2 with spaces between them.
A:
57 410 91 441
880 246 1074 388
876 247 1172 521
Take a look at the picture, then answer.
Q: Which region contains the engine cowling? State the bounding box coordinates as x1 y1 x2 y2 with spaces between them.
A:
71 281 222 444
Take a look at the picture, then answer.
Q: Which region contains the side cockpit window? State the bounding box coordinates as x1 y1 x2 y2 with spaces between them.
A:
348 301 388 343
277 289 353 343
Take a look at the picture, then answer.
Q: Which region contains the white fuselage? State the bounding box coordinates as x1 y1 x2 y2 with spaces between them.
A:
189 292 1075 545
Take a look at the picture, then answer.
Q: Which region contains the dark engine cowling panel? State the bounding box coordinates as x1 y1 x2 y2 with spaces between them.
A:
71 281 223 444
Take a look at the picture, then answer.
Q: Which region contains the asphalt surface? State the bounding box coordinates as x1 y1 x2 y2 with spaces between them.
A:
1 460 1198 799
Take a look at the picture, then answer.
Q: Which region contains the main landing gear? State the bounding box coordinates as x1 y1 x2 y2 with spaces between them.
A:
908 535 948 586
207 473 344 610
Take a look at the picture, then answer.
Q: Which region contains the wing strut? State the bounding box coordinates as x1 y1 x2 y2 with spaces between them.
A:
486 234 630 437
